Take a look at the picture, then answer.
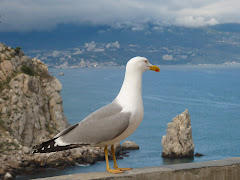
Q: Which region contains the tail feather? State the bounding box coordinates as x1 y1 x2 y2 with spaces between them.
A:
32 138 88 153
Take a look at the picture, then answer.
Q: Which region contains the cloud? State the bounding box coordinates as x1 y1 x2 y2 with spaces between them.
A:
1 0 240 32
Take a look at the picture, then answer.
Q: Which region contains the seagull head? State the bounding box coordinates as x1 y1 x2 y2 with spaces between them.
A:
126 56 160 73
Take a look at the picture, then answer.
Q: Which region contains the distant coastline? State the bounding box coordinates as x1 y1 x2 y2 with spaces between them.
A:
49 61 240 69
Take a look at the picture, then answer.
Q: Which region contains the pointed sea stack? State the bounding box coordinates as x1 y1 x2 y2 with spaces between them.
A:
161 109 194 158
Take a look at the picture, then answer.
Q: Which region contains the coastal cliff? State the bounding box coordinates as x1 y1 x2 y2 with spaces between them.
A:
0 42 69 150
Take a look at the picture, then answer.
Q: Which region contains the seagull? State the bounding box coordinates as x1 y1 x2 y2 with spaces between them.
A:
32 56 160 173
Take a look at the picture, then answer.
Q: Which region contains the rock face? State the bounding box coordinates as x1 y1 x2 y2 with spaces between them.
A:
0 42 69 149
3 172 12 180
161 109 194 158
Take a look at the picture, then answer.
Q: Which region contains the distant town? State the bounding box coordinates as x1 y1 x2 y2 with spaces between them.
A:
7 24 240 67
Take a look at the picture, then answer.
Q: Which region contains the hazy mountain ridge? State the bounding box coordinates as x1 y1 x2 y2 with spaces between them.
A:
1 23 240 66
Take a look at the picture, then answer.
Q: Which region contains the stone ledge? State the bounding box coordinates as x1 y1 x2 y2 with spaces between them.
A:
36 157 240 180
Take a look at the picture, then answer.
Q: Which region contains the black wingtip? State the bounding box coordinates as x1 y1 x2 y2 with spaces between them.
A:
32 149 38 154
32 123 81 153
32 138 88 153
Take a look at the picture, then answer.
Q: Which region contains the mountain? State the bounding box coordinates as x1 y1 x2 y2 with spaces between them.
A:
1 23 240 66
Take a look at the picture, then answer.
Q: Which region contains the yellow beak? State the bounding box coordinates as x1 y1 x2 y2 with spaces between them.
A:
149 65 160 72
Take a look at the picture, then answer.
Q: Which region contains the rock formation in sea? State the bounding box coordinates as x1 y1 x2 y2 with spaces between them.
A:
161 109 194 158
121 140 140 150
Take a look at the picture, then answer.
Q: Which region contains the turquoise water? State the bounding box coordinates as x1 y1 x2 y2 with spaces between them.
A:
18 64 240 179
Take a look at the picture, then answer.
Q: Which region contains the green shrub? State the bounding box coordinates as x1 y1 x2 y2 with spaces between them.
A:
0 82 3 92
21 65 35 76
6 76 11 83
39 69 53 80
0 81 9 92
15 47 22 54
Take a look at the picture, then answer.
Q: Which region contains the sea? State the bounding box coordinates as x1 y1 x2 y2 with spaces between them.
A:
17 64 240 179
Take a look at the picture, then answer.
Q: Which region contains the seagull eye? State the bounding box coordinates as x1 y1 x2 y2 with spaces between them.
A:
144 60 148 63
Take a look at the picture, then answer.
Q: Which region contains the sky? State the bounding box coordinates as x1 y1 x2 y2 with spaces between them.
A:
0 0 240 32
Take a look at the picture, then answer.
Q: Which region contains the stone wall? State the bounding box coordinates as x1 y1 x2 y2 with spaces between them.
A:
36 157 240 180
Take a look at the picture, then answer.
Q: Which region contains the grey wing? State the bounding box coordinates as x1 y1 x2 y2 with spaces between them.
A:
54 124 78 138
58 102 131 145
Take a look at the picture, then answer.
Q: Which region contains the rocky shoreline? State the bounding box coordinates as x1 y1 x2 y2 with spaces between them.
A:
0 141 139 180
